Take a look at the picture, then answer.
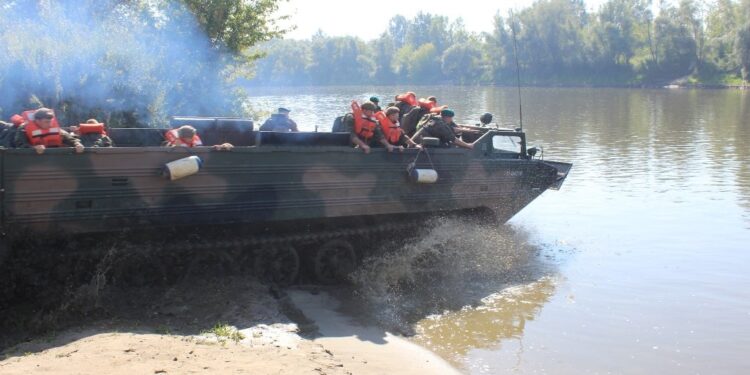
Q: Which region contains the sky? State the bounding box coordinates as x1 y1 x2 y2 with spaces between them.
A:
277 0 609 41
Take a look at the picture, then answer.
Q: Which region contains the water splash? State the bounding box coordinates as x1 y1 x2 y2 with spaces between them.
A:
349 215 552 333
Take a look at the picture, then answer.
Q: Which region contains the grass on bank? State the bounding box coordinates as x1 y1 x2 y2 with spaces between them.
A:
200 322 246 344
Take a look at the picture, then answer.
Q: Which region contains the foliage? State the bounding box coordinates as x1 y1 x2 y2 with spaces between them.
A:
201 322 246 344
182 0 289 58
0 0 287 125
250 0 750 86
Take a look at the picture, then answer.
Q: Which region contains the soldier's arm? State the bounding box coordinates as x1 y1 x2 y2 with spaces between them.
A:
14 125 31 148
401 133 420 148
453 137 474 149
289 119 298 132
374 128 395 152
60 130 85 153
95 135 114 148
60 130 83 147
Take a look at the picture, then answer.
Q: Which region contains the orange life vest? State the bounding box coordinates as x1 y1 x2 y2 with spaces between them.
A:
375 111 402 144
165 128 203 147
351 101 377 141
418 98 435 111
418 99 445 114
396 92 418 107
78 123 106 135
21 109 61 128
25 121 63 147
430 105 448 114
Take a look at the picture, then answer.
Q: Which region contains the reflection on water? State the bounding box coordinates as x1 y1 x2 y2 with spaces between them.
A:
248 87 750 374
412 277 557 370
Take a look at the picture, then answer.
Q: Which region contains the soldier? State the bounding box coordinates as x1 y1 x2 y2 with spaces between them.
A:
165 125 202 147
14 108 84 154
164 125 233 150
411 108 474 149
0 115 24 148
344 101 396 154
369 96 382 112
379 106 420 149
479 112 493 127
76 119 114 147
260 107 298 132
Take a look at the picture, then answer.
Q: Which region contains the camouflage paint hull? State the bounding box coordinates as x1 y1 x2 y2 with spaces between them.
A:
0 132 570 238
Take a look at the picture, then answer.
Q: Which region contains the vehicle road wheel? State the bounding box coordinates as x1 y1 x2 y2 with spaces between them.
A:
184 249 237 281
314 239 357 284
253 245 300 286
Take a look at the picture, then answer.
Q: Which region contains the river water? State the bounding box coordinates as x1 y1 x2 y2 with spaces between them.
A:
247 86 750 374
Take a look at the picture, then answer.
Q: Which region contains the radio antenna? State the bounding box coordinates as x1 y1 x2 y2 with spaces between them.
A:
510 10 523 131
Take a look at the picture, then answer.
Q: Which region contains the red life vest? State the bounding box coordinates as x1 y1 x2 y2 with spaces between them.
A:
375 111 402 144
165 128 203 147
351 101 377 141
25 121 63 147
396 92 418 107
78 123 106 135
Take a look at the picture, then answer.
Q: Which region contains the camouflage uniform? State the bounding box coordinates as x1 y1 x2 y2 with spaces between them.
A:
400 106 427 137
14 124 82 148
416 114 459 147
0 121 19 148
260 114 298 132
78 133 114 147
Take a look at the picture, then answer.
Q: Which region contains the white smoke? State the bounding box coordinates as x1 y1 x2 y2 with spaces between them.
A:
0 0 246 126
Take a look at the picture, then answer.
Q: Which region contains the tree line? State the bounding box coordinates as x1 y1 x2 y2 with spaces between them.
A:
250 0 750 87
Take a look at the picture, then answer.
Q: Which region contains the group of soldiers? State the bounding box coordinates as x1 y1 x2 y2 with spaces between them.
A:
265 92 495 154
0 108 112 154
0 92 495 154
334 92 492 153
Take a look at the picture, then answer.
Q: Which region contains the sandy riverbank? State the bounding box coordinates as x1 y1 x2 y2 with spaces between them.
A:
0 278 457 375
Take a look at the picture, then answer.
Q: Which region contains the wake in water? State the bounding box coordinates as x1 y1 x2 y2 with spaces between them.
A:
348 215 556 334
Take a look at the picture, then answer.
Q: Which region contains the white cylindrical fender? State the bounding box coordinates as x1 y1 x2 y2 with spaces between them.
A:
410 168 438 184
163 155 203 180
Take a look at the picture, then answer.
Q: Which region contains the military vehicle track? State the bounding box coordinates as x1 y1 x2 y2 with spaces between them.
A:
0 212 437 313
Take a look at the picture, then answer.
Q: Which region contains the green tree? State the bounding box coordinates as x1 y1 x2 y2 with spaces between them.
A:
408 43 441 83
705 0 739 71
652 6 697 79
737 22 750 80
181 0 289 58
442 43 483 84
372 34 397 83
252 39 310 85
677 0 706 73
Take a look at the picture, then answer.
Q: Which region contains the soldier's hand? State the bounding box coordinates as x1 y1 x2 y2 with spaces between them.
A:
34 145 45 155
361 144 371 154
386 145 394 153
395 145 405 152
74 143 85 154
212 143 234 151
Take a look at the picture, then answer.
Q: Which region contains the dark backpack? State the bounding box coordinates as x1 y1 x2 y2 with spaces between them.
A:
331 115 345 132
401 107 427 137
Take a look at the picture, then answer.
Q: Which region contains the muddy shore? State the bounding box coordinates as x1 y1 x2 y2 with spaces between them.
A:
0 277 457 374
